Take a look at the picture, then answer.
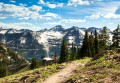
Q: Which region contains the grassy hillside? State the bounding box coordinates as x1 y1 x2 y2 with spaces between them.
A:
0 63 67 83
65 50 120 83
1 49 120 83
0 58 91 83
0 43 28 64
0 43 29 76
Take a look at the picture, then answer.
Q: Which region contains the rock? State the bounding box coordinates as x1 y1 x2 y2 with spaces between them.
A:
56 66 63 69
116 56 120 62
31 79 36 83
33 70 41 75
20 75 29 83
47 67 52 69
84 78 88 81
64 78 75 83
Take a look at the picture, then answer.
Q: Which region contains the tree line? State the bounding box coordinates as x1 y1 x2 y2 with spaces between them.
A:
59 24 120 63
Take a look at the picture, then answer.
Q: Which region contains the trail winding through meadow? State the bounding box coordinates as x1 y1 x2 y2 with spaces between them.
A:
42 61 85 83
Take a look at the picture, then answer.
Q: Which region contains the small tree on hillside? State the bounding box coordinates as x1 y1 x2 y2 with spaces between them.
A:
94 29 99 54
59 40 68 63
54 51 57 64
30 57 39 69
112 24 120 48
70 43 77 60
88 32 95 57
80 30 89 58
99 26 110 50
0 61 8 78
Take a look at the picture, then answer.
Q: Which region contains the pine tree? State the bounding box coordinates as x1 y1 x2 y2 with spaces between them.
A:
0 61 8 78
70 43 77 60
80 30 89 58
94 29 99 54
73 46 77 59
99 26 110 50
88 32 95 57
59 40 68 63
76 45 79 59
54 51 57 64
112 24 120 48
30 57 39 69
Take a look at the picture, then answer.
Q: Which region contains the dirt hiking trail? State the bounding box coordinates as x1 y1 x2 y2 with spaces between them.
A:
42 62 85 83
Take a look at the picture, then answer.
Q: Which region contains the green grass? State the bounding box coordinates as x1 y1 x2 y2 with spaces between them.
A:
65 51 120 83
74 57 91 63
0 63 67 83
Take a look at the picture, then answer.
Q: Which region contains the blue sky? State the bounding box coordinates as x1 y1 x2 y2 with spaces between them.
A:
0 0 120 31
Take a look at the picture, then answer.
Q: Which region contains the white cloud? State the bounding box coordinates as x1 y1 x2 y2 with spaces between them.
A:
45 19 86 25
43 13 61 19
0 17 7 19
0 2 39 18
86 2 120 19
86 13 100 19
109 22 113 25
38 0 63 8
0 22 40 31
19 12 61 20
86 13 104 19
60 19 86 23
87 13 120 19
0 2 60 20
68 0 92 6
46 2 56 8
46 2 64 8
9 0 16 3
19 3 27 7
57 3 64 7
29 5 42 12
38 0 45 4
104 13 120 19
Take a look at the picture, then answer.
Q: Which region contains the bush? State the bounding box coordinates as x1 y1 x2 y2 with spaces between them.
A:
0 62 8 78
30 57 39 69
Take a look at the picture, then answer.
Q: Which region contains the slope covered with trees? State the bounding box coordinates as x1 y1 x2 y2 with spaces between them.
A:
0 43 29 78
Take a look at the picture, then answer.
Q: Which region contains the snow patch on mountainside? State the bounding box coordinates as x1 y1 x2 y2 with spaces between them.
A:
33 31 65 52
79 29 85 39
68 36 75 44
0 29 8 34
79 29 85 35
7 29 21 34
109 33 113 41
19 37 26 44
36 31 64 44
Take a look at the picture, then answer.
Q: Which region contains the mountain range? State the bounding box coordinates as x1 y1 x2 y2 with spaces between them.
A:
0 25 113 59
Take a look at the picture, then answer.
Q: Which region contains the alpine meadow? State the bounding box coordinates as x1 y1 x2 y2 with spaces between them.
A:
0 0 120 83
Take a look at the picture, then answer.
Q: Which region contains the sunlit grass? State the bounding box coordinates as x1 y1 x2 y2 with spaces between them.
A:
74 57 91 63
0 63 67 83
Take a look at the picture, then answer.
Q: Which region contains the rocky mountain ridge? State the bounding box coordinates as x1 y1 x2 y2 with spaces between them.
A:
0 25 112 59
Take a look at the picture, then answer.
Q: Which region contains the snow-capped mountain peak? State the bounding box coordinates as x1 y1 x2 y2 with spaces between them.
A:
49 25 64 31
0 25 113 58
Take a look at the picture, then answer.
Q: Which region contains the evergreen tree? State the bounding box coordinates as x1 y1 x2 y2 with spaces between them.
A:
88 32 95 57
30 57 39 69
99 26 110 50
112 24 120 48
0 61 8 78
80 30 89 58
94 29 99 54
76 45 79 59
59 40 68 63
54 51 57 64
73 46 77 59
70 43 77 60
